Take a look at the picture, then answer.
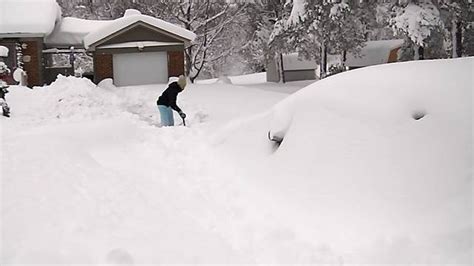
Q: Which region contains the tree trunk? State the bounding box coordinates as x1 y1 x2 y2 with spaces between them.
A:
320 44 327 78
342 50 347 68
414 44 419 60
277 53 285 83
452 18 458 58
456 21 463 57
185 47 192 78
414 44 424 60
419 46 424 60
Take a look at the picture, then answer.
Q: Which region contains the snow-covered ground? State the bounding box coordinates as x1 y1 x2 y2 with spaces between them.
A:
1 58 472 265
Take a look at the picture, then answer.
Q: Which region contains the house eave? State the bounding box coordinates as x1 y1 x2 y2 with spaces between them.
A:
0 33 46 39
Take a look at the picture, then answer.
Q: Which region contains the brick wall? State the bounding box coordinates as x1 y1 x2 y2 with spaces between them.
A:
167 50 184 77
94 53 113 83
22 40 42 86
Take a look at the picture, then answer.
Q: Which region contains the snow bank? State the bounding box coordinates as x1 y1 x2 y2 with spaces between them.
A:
1 76 294 264
0 0 61 35
6 75 125 124
216 58 473 264
97 78 116 90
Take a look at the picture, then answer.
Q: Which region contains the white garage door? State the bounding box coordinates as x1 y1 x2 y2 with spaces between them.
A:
113 52 168 86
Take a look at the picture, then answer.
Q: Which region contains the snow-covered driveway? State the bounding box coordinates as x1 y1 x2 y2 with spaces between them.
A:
2 59 472 265
2 77 316 264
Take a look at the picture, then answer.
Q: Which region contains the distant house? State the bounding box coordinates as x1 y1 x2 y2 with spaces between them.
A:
345 39 405 70
266 53 318 83
266 39 404 83
0 0 196 87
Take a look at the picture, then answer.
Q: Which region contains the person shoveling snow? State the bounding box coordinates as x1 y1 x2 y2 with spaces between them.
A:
156 75 187 126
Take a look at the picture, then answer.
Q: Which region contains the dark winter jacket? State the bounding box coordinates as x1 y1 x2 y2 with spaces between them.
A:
156 81 183 113
0 87 8 100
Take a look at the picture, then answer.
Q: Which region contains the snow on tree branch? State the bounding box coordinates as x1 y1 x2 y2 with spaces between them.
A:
390 0 443 46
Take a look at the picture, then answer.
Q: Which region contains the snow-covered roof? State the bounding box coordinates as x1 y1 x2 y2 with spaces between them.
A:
283 53 318 71
346 39 404 67
0 0 62 36
84 10 196 49
45 17 113 48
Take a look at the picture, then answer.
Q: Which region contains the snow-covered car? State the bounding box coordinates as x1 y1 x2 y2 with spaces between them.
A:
245 58 473 262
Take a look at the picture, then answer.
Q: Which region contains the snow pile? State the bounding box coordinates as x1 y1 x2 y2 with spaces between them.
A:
7 75 125 124
0 45 9 57
1 76 294 264
0 0 61 35
215 58 473 263
97 78 116 90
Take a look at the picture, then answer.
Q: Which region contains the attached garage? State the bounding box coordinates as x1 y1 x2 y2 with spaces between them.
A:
84 9 196 86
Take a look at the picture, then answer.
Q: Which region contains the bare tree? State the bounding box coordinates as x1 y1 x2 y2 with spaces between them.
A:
169 0 248 82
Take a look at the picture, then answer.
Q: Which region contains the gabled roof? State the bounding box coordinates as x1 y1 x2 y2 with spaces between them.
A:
0 0 62 36
83 10 196 49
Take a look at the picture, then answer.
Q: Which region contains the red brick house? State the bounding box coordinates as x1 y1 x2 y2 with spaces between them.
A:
0 0 62 86
0 1 195 87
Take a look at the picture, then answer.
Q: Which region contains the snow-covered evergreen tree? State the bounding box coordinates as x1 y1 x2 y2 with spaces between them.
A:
239 0 285 74
270 0 366 79
390 0 443 59
436 0 472 57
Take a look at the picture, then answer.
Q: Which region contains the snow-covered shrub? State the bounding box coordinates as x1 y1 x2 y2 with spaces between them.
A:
0 45 8 57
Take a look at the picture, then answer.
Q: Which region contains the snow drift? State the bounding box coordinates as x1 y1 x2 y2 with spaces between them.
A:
216 58 473 264
1 58 472 264
6 75 125 125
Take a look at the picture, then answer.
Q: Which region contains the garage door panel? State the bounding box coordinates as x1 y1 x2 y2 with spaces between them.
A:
113 52 168 86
